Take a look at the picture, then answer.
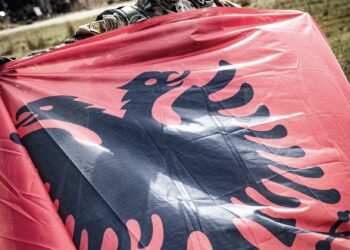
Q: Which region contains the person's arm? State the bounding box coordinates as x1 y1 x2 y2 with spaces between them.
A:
62 6 149 44
26 17 113 56
27 6 148 57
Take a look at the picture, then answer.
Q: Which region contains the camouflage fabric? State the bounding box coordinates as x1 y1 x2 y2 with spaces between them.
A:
76 0 236 36
136 0 216 17
93 0 219 32
27 0 236 56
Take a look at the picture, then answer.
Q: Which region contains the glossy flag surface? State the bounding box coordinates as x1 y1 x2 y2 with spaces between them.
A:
0 7 350 250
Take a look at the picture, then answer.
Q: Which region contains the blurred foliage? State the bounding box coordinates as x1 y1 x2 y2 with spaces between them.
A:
0 22 17 30
0 17 94 58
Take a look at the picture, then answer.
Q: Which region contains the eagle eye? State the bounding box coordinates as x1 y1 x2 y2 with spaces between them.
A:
145 78 158 86
40 105 53 111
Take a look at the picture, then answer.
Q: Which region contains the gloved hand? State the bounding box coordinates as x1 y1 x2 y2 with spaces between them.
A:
82 14 122 35
102 14 121 31
214 0 241 7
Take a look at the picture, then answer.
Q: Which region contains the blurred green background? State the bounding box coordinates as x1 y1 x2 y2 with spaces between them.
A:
0 0 349 79
248 0 350 80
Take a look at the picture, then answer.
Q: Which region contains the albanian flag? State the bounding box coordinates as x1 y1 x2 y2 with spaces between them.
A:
0 7 350 250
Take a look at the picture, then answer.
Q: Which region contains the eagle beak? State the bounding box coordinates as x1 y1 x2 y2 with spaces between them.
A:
15 106 38 128
166 70 190 87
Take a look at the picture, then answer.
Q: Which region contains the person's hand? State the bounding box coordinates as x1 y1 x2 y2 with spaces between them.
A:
214 0 241 7
102 14 120 31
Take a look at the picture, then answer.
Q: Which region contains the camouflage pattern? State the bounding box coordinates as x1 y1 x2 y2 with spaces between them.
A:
27 0 237 56
136 0 215 17
75 0 236 36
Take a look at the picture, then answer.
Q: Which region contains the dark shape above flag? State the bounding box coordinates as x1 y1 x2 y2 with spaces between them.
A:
1 7 350 250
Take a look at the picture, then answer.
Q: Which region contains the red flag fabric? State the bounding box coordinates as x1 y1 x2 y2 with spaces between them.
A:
0 7 350 250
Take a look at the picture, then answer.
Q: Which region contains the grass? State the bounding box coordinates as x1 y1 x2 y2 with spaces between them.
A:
0 0 348 79
0 17 94 59
248 0 350 80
